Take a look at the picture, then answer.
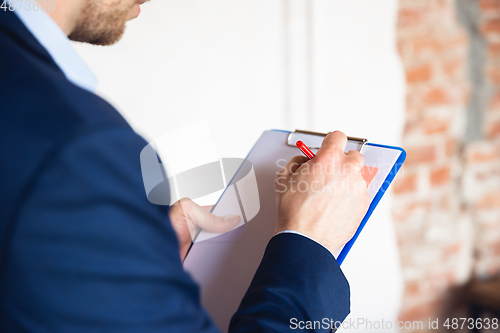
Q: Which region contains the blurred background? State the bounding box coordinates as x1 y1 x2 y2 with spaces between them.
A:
73 0 500 331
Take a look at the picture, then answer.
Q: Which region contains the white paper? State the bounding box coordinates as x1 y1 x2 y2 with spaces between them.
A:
183 130 402 332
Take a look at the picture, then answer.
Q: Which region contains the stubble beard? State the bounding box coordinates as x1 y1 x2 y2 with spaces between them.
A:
68 0 135 46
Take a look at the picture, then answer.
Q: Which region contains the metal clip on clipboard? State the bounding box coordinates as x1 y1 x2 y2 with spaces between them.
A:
286 129 368 153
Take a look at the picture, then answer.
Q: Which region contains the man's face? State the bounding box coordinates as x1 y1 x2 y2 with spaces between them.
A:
68 0 147 46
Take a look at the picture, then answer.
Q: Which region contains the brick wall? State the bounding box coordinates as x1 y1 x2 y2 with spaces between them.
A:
395 0 500 327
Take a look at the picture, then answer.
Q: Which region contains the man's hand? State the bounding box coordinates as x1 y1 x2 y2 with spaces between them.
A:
274 131 370 254
169 198 240 261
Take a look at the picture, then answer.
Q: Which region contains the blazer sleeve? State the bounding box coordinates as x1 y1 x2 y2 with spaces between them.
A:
230 233 350 332
2 126 219 333
2 126 349 333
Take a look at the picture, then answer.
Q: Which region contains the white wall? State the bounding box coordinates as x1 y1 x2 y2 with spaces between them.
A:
74 0 286 158
74 0 405 331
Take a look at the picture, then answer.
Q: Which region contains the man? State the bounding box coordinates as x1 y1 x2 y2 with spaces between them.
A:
0 0 370 331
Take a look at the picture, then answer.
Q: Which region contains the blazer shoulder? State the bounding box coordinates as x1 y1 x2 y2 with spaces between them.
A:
0 31 136 237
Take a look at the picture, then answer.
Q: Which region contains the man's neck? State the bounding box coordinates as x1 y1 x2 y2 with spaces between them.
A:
43 0 82 35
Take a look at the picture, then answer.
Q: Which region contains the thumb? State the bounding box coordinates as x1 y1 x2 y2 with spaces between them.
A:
180 199 241 234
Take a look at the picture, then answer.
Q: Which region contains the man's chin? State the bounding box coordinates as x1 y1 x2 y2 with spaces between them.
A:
68 1 138 46
69 25 126 46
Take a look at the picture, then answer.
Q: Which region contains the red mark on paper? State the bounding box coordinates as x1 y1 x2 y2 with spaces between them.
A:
362 165 379 186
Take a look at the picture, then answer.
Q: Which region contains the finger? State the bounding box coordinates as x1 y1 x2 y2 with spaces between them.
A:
169 198 187 216
181 199 241 233
202 205 214 212
279 155 309 178
317 131 347 156
346 150 365 168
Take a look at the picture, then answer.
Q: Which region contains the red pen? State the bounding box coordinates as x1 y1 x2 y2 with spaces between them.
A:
296 140 315 159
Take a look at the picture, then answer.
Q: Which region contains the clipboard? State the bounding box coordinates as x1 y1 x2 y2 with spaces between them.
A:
183 129 406 332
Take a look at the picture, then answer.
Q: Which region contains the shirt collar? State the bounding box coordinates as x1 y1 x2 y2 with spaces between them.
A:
14 8 98 93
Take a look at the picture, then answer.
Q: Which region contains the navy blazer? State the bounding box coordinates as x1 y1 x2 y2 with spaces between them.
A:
0 11 349 332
